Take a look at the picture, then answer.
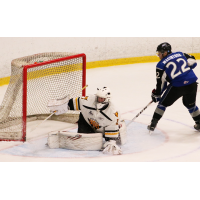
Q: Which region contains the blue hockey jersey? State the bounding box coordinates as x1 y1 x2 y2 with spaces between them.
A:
156 52 197 94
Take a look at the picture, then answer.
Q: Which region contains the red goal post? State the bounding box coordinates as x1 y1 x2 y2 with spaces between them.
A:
0 52 86 142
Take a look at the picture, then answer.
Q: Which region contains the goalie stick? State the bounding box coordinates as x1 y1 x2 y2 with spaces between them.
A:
29 85 88 133
126 100 153 127
29 111 56 133
69 85 88 99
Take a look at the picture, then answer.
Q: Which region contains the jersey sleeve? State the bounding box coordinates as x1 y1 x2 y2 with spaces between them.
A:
183 53 197 69
156 61 170 95
156 63 168 96
68 96 90 111
68 97 81 111
183 53 195 60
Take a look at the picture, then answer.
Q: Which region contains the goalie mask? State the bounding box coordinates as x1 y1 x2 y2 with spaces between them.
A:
96 87 111 109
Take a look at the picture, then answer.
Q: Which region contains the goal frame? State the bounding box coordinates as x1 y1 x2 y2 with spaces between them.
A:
19 53 86 142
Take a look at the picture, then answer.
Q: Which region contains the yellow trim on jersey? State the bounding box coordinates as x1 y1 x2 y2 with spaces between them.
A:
75 97 79 110
114 112 118 117
105 132 119 136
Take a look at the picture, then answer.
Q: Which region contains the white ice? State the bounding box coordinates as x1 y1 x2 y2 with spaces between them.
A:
0 61 200 162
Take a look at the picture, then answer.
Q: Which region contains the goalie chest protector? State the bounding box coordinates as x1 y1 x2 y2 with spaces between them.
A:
72 94 119 132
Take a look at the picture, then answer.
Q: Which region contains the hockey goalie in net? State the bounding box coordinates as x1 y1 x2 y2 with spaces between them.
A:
47 87 127 155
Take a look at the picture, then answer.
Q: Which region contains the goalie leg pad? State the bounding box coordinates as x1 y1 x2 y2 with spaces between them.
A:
47 131 103 151
47 131 60 149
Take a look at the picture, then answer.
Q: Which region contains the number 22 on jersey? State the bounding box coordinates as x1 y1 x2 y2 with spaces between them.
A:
166 58 190 79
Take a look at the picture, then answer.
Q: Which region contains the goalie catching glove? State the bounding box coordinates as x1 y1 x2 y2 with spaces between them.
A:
103 140 122 155
47 96 69 115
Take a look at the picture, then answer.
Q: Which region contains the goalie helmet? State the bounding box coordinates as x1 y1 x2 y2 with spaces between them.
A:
156 42 172 54
96 87 111 102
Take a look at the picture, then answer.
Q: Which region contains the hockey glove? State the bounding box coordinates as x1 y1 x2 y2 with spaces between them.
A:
103 140 122 155
151 89 161 103
49 103 69 115
47 96 69 115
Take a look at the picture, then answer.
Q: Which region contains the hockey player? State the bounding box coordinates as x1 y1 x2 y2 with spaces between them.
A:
48 87 126 155
148 42 200 132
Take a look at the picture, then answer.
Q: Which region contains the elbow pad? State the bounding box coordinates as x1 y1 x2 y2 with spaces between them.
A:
68 97 81 111
188 58 197 68
190 62 197 70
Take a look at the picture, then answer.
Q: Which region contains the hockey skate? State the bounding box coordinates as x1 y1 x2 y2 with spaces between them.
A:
194 120 200 131
147 118 158 134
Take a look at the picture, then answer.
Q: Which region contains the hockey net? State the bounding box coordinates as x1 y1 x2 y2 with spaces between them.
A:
0 52 86 142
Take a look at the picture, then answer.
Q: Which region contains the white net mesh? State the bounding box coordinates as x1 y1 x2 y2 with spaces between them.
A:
0 52 86 141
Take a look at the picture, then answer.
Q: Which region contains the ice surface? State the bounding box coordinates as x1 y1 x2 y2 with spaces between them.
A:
0 61 200 161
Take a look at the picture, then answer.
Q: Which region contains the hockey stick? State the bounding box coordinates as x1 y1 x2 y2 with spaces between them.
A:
63 84 88 99
29 85 88 133
70 85 88 98
126 100 153 127
29 111 57 133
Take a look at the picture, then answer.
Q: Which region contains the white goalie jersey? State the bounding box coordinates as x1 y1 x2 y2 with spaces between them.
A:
68 94 121 140
47 92 127 153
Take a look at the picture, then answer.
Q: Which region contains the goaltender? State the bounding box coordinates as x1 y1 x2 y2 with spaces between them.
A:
47 87 127 155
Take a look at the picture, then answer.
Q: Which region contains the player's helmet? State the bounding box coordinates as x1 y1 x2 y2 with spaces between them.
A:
156 42 172 54
96 87 111 103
